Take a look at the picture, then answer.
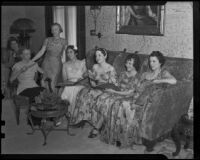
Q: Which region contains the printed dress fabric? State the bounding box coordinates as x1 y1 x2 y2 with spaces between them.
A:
100 69 175 148
61 60 86 114
42 37 66 84
70 67 118 125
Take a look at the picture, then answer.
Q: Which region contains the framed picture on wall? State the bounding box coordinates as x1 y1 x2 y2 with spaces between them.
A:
116 5 165 36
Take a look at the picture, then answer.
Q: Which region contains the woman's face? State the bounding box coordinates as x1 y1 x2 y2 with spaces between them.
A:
22 49 31 61
10 40 19 51
95 50 106 64
67 48 76 60
125 58 135 72
149 56 161 71
51 25 61 37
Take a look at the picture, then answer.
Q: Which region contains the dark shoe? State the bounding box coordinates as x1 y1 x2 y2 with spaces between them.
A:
70 120 87 129
88 129 98 138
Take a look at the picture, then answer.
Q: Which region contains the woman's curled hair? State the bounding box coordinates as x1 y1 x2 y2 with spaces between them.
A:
124 51 141 72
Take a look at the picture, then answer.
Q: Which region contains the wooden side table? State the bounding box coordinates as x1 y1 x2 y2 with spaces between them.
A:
27 102 75 146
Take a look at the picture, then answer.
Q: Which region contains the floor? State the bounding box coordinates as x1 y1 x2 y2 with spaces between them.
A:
1 98 193 158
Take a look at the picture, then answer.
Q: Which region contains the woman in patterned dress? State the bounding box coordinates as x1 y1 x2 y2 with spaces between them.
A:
87 53 141 138
70 48 118 128
100 51 177 148
31 23 67 93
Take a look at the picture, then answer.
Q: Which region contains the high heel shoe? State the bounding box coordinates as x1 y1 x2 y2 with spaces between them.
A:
69 120 88 129
88 128 98 138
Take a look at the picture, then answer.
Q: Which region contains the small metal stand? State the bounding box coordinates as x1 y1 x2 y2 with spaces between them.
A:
27 104 75 146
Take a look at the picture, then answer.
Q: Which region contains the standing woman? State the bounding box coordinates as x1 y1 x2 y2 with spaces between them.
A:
31 23 67 93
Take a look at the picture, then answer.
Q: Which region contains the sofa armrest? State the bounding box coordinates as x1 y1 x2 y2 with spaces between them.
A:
140 80 193 141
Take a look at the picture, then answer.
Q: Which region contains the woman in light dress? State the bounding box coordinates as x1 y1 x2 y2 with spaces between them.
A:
61 45 87 115
10 48 44 102
31 23 67 93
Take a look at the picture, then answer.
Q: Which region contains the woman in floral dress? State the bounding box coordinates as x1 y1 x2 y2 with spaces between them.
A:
88 53 141 138
70 48 118 128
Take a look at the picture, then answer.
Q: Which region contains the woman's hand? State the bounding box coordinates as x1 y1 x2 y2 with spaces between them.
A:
152 79 161 84
20 66 28 73
105 88 116 93
88 70 95 79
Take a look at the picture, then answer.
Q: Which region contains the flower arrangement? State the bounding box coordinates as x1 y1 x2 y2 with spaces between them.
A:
34 89 69 111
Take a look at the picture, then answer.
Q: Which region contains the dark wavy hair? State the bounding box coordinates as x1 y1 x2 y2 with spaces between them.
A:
148 51 166 69
66 45 78 54
51 23 63 33
124 51 141 72
95 48 108 62
6 37 19 50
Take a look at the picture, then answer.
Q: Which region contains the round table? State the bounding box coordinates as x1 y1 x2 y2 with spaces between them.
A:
27 101 75 146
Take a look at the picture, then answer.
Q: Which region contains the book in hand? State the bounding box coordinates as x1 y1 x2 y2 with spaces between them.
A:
92 83 121 91
56 77 89 87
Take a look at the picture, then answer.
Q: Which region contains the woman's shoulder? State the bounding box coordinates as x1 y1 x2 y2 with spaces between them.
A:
106 63 115 71
12 61 23 69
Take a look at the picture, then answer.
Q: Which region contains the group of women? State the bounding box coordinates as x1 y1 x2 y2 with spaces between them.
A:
3 22 177 149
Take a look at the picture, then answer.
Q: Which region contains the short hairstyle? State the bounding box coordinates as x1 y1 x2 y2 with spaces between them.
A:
6 37 19 50
148 51 166 68
95 48 108 61
124 51 141 72
51 23 63 33
66 45 78 54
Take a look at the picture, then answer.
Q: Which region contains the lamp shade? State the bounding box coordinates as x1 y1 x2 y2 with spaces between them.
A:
10 18 35 34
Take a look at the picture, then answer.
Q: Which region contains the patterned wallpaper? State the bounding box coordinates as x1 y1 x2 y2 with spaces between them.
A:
85 2 193 59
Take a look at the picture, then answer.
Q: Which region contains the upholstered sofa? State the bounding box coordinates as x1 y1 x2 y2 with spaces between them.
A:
83 47 193 150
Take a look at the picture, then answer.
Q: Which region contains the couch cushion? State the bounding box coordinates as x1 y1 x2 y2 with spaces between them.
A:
86 49 193 81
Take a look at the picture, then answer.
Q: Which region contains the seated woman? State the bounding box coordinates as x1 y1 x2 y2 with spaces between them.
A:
99 51 177 148
87 53 141 138
70 48 118 126
10 48 45 104
2 37 22 98
61 45 87 116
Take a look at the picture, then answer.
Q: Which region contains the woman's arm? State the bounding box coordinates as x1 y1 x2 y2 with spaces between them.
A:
10 66 26 82
108 66 118 86
106 88 135 96
153 70 177 85
82 59 88 78
62 63 68 81
31 38 48 62
37 64 44 74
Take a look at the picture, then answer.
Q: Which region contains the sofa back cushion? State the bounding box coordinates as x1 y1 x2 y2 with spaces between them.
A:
137 55 193 81
86 49 193 81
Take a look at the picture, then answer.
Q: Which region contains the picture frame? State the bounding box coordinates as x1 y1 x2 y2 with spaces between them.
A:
116 5 165 36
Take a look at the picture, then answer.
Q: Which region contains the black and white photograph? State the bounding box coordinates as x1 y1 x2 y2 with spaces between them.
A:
1 1 197 159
